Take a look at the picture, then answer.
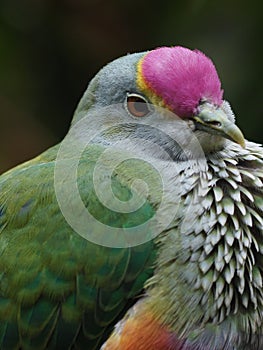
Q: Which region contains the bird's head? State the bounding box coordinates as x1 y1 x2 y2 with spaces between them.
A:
72 46 245 157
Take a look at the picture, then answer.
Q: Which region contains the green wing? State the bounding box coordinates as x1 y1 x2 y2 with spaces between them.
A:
0 144 157 349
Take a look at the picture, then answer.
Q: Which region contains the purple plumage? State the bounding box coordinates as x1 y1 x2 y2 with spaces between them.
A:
141 46 224 117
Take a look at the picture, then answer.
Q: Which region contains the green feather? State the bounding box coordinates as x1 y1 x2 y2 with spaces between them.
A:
0 142 156 349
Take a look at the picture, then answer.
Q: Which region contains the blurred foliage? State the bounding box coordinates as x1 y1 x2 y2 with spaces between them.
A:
0 0 262 172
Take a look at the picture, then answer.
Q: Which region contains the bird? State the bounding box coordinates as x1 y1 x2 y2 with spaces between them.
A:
0 45 263 350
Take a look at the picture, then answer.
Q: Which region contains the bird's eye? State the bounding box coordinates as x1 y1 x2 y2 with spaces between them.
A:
125 93 151 117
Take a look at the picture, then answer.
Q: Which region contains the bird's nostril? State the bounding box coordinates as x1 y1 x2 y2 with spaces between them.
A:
207 121 222 128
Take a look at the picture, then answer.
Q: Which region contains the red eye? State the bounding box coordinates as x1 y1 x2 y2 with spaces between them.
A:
126 93 151 117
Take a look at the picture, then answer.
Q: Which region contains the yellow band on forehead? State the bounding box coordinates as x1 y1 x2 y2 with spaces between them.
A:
136 56 169 110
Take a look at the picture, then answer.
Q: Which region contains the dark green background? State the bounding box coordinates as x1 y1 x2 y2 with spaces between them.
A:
0 0 262 173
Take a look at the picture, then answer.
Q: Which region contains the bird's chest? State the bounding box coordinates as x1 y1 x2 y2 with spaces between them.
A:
150 148 263 345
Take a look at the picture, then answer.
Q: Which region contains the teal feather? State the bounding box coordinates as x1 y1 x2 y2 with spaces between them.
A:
1 322 20 349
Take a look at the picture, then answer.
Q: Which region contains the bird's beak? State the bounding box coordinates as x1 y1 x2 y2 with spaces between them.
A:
193 104 245 148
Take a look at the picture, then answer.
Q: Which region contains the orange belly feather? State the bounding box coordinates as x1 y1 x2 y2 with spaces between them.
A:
102 303 183 350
